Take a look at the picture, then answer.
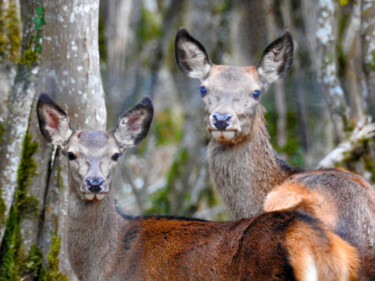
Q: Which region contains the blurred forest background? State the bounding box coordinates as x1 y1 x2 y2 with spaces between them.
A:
0 0 375 280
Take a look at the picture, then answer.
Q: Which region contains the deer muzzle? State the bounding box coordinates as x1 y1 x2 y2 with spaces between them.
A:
84 176 108 201
209 112 240 142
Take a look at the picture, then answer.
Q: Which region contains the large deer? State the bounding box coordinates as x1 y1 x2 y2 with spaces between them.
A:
36 93 359 281
175 28 375 280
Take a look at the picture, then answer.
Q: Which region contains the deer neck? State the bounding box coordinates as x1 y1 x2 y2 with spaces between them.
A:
67 180 125 280
207 108 295 219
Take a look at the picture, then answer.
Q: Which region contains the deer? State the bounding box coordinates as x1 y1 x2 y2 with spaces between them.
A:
36 93 359 281
174 28 375 280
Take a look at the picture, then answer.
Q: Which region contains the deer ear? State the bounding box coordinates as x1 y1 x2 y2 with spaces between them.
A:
37 93 73 148
257 32 293 89
113 97 153 151
175 28 212 80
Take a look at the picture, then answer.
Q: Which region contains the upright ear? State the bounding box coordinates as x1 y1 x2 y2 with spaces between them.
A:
257 32 294 89
175 27 212 80
37 93 73 149
113 97 153 151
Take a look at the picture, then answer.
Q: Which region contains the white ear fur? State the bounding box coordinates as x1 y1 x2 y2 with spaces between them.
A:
37 94 73 149
257 32 294 89
178 41 212 79
113 97 153 151
175 28 212 81
43 106 72 147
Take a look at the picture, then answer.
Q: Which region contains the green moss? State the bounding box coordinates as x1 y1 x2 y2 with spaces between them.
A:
18 5 44 65
0 1 21 63
0 121 4 146
0 131 39 280
56 165 64 190
17 195 39 218
18 48 39 65
370 51 375 72
15 132 38 217
40 231 68 281
20 244 44 279
98 3 107 64
0 197 5 224
0 207 21 280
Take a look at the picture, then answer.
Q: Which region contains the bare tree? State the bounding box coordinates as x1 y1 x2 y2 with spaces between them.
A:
264 0 287 149
0 0 38 245
362 0 375 117
302 0 349 143
0 0 106 280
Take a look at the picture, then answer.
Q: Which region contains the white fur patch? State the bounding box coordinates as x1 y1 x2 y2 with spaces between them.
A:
304 254 318 281
114 112 146 148
211 130 236 141
182 42 211 80
95 194 105 201
84 193 95 201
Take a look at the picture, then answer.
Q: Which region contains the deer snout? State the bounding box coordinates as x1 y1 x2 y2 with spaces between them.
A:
212 113 232 130
86 177 105 193
84 177 108 201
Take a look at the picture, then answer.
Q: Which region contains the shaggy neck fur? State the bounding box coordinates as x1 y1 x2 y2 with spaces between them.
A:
67 178 125 281
207 107 297 219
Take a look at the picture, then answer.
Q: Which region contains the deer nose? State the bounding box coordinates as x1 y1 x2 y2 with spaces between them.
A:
212 113 232 130
85 177 105 193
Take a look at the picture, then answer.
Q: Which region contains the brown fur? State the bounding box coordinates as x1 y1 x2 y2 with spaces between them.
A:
37 94 360 281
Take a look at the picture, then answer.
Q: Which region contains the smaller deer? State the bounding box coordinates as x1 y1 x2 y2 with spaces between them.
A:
175 28 375 280
37 94 358 281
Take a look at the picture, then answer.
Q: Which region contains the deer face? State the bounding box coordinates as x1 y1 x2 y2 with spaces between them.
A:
37 94 153 201
175 28 293 144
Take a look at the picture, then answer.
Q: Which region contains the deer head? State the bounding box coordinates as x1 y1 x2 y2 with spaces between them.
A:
175 28 293 144
37 94 153 201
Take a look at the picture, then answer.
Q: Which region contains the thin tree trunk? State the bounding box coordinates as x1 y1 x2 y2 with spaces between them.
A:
362 0 375 118
343 0 366 123
0 0 37 245
103 0 134 121
281 0 310 153
0 0 21 123
316 0 348 142
264 0 287 148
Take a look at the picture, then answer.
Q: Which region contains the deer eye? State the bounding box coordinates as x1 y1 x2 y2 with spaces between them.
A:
200 86 207 97
67 152 77 161
111 153 120 161
252 90 262 100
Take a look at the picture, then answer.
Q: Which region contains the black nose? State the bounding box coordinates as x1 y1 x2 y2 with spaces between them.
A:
85 177 105 193
213 113 232 130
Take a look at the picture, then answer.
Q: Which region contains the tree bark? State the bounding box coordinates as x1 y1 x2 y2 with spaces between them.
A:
302 0 349 143
264 0 287 149
0 0 21 123
343 0 366 123
17 1 106 279
362 0 375 118
281 0 311 153
0 0 37 245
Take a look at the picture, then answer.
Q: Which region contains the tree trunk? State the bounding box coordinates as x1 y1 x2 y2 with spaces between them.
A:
362 0 375 118
281 0 311 154
343 0 366 123
0 0 37 246
302 0 349 143
102 0 134 122
264 0 287 149
0 0 21 124
15 1 106 280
